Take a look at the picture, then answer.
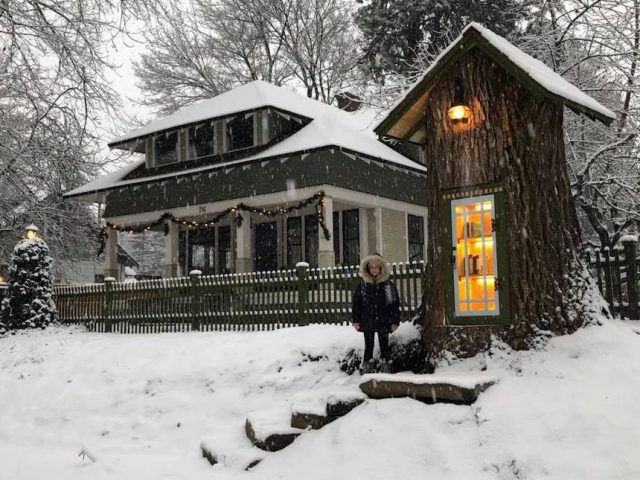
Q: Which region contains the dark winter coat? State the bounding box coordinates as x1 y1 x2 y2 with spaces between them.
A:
351 254 400 333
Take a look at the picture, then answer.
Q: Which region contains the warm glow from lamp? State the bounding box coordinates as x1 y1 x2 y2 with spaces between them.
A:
447 104 472 124
0 274 5 284
24 224 39 240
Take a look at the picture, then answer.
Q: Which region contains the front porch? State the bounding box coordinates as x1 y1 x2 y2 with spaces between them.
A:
102 186 427 278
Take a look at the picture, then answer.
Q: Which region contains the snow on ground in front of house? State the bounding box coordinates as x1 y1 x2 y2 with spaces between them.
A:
1 320 639 479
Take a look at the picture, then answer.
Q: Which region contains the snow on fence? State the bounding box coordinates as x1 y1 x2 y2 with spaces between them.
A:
585 237 639 319
53 262 425 333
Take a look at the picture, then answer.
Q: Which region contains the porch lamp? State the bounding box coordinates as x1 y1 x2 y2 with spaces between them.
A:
24 224 39 240
0 274 5 284
447 78 471 125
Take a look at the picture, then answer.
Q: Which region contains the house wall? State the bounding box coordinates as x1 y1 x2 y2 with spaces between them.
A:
103 149 427 218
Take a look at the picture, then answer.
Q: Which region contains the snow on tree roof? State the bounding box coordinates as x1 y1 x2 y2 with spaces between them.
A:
65 81 425 200
375 23 615 139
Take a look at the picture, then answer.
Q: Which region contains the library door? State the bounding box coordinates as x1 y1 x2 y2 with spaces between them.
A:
442 186 509 325
255 221 278 271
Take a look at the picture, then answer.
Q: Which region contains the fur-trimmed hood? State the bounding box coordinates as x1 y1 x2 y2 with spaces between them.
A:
358 254 390 284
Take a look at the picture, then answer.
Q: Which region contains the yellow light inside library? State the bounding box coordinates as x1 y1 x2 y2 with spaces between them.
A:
475 276 495 284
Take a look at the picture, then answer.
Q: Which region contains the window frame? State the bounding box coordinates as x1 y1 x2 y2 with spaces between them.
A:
153 130 180 167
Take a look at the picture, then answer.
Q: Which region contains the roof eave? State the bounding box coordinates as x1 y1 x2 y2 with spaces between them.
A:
375 27 615 138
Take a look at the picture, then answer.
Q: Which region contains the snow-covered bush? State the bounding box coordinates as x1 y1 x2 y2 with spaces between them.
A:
0 237 57 332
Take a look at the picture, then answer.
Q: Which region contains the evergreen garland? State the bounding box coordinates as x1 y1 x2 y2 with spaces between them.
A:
98 191 331 255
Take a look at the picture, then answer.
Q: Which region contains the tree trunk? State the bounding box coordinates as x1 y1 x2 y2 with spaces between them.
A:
421 49 607 360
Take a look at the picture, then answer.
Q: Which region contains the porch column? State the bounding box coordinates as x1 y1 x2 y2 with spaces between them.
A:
163 222 179 278
104 226 119 280
318 196 335 268
236 215 252 273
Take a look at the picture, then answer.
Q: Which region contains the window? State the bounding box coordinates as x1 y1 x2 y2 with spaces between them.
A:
333 211 340 264
218 226 232 274
188 228 216 275
451 195 499 316
155 131 178 166
269 110 303 141
226 113 254 151
408 214 425 262
286 217 302 268
188 122 215 159
305 214 318 268
342 209 360 266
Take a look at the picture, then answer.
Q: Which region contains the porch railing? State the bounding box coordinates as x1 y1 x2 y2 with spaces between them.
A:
585 237 639 319
53 262 425 333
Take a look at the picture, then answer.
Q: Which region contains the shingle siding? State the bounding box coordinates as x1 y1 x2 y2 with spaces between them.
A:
381 208 407 263
104 149 427 218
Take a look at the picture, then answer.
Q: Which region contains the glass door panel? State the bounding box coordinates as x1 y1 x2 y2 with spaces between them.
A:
451 195 499 316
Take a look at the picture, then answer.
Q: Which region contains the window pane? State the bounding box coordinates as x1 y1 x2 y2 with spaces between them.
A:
408 214 424 262
333 211 340 264
342 209 359 266
226 114 254 151
218 226 232 274
287 217 302 268
269 110 303 142
188 228 215 275
188 122 215 159
155 131 178 165
305 214 318 268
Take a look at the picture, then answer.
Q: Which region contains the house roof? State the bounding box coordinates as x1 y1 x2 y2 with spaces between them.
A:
66 81 426 202
375 23 616 142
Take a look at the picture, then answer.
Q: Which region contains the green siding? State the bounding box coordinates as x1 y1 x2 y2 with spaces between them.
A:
103 149 427 217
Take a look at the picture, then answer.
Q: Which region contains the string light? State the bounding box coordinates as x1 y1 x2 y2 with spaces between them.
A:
97 192 330 255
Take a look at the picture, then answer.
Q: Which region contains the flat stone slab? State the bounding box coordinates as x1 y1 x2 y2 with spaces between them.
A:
291 411 337 430
359 373 497 404
290 387 367 429
245 408 304 451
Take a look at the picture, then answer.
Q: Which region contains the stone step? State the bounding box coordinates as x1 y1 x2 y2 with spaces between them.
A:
290 387 367 430
245 408 304 452
359 373 496 404
199 438 265 470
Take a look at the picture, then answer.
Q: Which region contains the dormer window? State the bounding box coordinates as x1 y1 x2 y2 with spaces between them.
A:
226 113 254 151
155 131 178 166
188 121 216 159
270 110 303 141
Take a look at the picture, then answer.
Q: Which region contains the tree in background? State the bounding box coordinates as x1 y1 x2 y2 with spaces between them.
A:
515 0 640 248
354 0 520 82
134 0 361 114
0 1 146 269
0 231 57 332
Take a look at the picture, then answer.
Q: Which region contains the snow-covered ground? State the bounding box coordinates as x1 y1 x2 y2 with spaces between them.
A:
1 320 639 479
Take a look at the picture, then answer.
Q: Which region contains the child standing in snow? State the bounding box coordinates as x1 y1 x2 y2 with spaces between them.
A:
351 253 399 373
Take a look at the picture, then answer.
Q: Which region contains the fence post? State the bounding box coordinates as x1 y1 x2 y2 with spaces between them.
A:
104 277 115 333
622 236 639 320
296 262 309 326
190 270 202 331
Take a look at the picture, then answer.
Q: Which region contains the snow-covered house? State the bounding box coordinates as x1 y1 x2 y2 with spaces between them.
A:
65 81 427 277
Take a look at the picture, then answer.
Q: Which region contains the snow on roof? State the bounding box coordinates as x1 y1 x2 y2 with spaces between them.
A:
375 23 615 134
112 80 388 145
66 82 426 199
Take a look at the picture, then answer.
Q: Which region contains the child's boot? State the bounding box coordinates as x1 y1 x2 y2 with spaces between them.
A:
380 359 392 373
